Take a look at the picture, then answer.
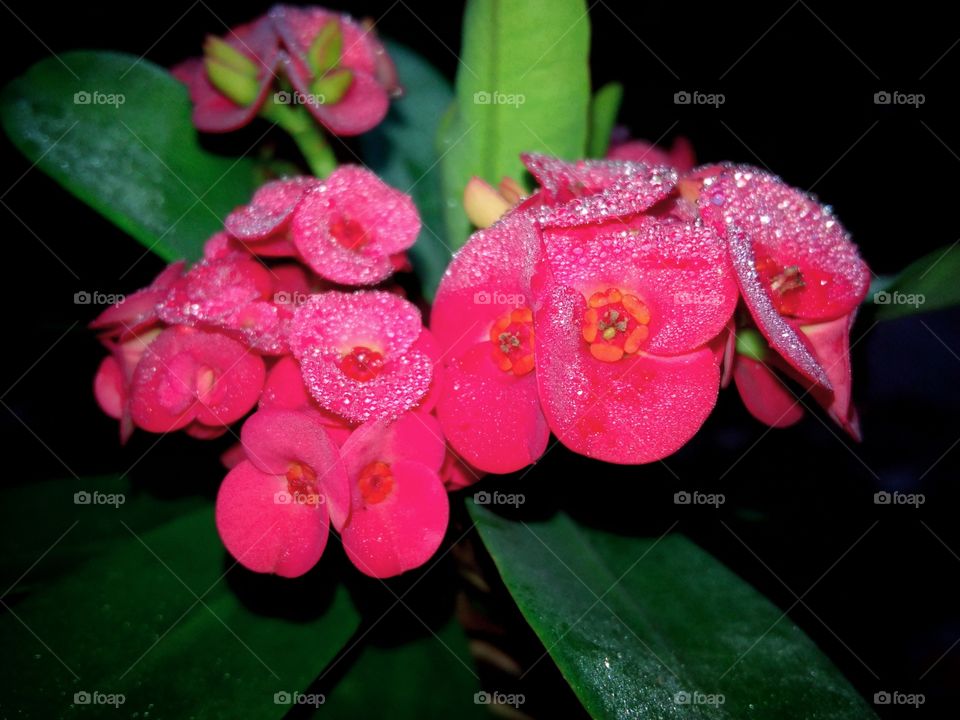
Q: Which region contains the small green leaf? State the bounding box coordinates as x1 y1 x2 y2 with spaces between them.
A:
205 58 260 105
1 51 261 263
203 35 258 76
312 68 353 105
874 242 960 319
588 81 623 157
439 0 592 249
470 504 876 720
307 21 344 76
361 41 456 300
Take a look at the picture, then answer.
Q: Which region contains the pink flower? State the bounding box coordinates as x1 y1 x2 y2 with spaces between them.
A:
93 328 162 443
172 17 281 133
215 408 348 577
270 5 399 136
431 211 550 473
534 214 738 464
288 290 436 424
290 165 420 285
698 166 871 437
224 176 320 257
129 326 265 433
338 411 448 577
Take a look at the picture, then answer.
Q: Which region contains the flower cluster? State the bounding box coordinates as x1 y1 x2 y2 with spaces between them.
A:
173 5 399 136
91 166 457 578
433 146 870 472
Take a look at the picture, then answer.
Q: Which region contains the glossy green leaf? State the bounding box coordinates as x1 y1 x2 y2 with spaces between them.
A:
317 613 487 718
440 0 592 249
470 504 875 719
588 82 623 158
361 42 455 300
1 51 261 263
0 477 360 719
874 242 960 319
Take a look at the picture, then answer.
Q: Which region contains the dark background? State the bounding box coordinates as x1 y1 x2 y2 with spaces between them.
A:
1 1 958 717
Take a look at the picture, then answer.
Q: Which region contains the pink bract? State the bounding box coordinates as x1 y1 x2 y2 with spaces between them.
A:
129 326 265 433
338 412 448 578
291 165 420 285
288 290 435 424
607 136 696 172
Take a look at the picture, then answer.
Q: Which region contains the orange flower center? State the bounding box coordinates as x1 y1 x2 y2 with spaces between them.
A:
285 462 322 505
357 461 395 504
341 346 385 382
329 215 369 251
489 307 535 376
581 288 651 362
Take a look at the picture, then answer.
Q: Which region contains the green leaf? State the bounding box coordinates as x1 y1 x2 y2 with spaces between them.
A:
0 477 360 719
470 504 875 720
361 41 456 300
874 242 960 319
317 613 487 718
588 82 623 157
1 51 261 263
439 0 592 249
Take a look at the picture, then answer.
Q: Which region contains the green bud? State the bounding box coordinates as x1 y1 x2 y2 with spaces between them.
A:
203 35 258 77
205 58 260 106
311 68 353 106
307 21 343 76
735 328 768 362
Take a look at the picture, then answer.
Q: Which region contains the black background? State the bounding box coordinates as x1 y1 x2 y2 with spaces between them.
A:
1 1 958 717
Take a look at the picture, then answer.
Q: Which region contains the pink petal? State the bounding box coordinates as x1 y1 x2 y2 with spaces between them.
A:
225 177 319 242
340 411 446 479
541 215 737 354
733 356 805 428
441 450 484 491
93 355 124 420
699 166 870 320
606 136 696 172
795 312 861 440
215 460 329 578
340 459 448 578
437 344 549 474
291 166 420 285
90 261 185 340
534 284 721 464
241 408 350 528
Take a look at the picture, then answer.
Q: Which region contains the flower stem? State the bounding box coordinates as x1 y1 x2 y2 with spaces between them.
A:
260 99 337 178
